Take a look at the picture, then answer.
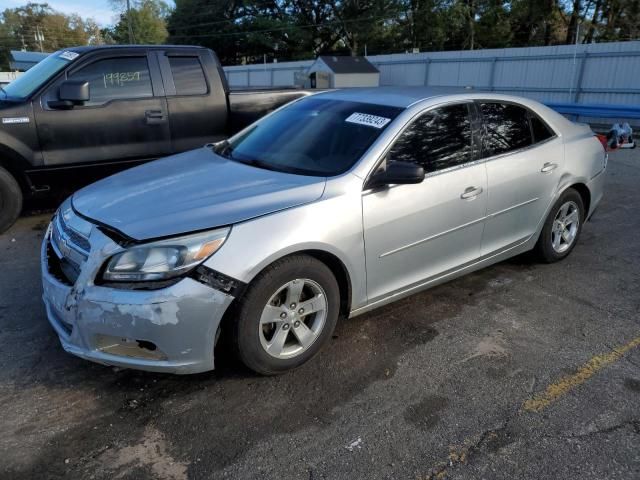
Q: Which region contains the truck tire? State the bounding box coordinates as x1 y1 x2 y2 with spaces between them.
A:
0 166 23 234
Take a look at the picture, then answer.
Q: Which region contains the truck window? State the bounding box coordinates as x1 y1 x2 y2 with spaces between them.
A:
3 52 72 100
69 57 153 106
168 56 208 95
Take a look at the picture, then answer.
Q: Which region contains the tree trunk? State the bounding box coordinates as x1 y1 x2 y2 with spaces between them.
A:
565 0 582 44
584 0 602 43
468 0 475 50
543 0 556 46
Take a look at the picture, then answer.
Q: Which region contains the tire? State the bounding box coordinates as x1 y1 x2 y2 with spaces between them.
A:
0 166 23 234
232 254 340 375
534 188 584 263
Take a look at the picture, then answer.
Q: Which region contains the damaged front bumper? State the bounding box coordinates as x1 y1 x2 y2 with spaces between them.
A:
40 210 235 374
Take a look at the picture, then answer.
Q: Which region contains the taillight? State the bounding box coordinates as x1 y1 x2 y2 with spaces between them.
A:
595 133 608 151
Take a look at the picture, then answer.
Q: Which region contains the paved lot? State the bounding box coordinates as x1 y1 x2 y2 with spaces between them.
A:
1 150 639 480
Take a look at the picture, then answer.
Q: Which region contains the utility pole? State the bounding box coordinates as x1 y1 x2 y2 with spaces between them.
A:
126 0 134 44
35 26 44 52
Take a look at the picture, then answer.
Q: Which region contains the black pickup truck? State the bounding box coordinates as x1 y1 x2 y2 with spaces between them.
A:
0 45 312 232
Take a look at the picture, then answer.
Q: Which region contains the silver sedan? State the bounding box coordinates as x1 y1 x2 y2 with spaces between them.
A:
41 87 607 375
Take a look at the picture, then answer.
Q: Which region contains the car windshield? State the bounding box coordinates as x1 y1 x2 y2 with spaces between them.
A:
3 51 74 100
217 97 403 176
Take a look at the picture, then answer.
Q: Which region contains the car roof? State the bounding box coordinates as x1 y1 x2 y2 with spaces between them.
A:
314 86 483 108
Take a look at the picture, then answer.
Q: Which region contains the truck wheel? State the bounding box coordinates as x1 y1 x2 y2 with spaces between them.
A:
232 255 340 375
0 166 23 234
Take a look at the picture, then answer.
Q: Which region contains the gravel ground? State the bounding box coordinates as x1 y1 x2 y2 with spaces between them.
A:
1 149 638 480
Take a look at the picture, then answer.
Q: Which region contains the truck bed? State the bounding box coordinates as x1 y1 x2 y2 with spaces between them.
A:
228 89 316 134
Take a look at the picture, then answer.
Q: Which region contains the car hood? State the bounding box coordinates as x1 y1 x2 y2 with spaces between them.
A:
72 147 326 241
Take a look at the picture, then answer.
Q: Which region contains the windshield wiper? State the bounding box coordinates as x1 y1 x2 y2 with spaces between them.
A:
0 85 7 100
213 139 234 158
233 156 284 172
213 141 301 174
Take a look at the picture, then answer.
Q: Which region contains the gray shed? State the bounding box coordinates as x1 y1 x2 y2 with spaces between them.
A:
307 56 380 88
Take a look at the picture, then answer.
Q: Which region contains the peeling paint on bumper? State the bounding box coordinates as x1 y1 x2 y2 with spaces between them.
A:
41 225 234 374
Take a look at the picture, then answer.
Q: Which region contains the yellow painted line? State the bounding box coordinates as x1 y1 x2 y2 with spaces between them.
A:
523 335 640 412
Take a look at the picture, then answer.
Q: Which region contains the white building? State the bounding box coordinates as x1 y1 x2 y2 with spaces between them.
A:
0 71 22 87
307 56 380 88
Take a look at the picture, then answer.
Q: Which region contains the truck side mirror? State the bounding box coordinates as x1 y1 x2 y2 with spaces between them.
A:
48 80 89 109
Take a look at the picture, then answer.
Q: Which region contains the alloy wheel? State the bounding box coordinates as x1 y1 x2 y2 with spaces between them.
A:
258 278 328 359
551 200 580 253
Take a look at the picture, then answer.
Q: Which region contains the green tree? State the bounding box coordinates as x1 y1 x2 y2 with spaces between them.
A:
164 0 640 65
1 2 98 51
475 0 512 49
328 0 400 56
167 0 245 64
109 0 169 44
0 2 101 69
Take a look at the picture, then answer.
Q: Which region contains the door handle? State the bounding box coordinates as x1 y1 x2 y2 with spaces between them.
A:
540 162 558 173
460 186 483 200
145 110 165 125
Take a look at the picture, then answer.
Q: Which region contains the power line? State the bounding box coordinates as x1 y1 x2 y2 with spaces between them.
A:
0 13 395 45
169 15 395 39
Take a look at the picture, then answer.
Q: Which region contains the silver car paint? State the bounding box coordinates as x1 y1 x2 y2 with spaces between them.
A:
41 88 606 373
72 148 327 240
41 199 234 373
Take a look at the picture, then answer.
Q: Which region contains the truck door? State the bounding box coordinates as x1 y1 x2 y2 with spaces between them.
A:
155 49 228 153
34 50 171 167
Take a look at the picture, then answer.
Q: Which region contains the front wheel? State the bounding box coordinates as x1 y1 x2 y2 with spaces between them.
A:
534 188 584 263
232 255 340 375
0 166 23 234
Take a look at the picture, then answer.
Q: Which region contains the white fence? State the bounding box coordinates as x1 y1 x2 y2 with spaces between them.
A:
223 41 640 109
224 60 313 90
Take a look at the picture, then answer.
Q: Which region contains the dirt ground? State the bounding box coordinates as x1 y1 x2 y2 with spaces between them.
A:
1 149 639 480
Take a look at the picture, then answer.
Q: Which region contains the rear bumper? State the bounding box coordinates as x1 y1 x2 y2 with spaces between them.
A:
41 230 234 374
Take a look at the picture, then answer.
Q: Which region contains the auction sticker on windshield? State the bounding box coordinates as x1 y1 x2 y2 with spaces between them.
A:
345 112 391 129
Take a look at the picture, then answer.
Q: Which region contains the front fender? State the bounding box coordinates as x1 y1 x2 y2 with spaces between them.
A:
203 187 368 311
0 102 41 166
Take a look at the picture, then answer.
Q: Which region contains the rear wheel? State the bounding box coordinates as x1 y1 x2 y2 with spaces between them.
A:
534 188 584 263
233 255 340 375
0 166 23 234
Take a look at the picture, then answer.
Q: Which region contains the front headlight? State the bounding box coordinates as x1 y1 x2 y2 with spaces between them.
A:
102 228 229 282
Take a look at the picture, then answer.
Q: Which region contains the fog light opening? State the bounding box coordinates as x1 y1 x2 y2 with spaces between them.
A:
137 340 157 351
94 334 166 361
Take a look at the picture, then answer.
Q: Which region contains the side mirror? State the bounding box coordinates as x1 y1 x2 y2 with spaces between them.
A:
48 80 89 109
366 161 425 190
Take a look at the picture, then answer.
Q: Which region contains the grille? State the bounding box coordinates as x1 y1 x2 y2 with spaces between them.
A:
58 213 91 253
49 211 91 286
46 240 77 285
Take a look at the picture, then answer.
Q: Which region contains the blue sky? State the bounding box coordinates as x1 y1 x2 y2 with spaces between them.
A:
0 0 174 26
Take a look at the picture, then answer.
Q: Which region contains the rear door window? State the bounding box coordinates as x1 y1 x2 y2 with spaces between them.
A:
69 56 152 106
387 103 473 174
479 102 532 157
529 113 555 143
168 56 208 95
